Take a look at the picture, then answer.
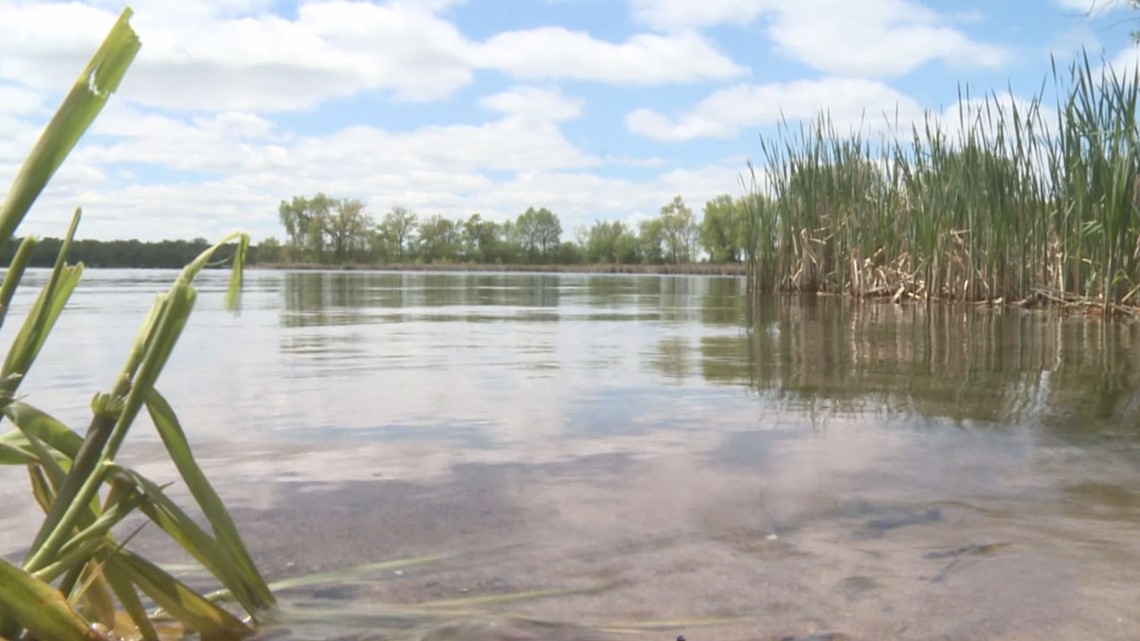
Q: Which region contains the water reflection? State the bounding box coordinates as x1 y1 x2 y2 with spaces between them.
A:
684 297 1140 436
2 270 1139 640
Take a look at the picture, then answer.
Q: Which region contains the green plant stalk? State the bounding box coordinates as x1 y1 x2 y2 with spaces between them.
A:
0 9 139 253
146 389 275 608
112 551 253 640
0 557 112 641
1 209 84 394
25 285 195 572
112 465 263 615
100 557 159 641
0 236 37 331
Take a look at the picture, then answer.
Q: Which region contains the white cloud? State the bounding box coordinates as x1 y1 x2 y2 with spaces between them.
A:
474 28 745 85
629 0 1010 77
0 1 474 111
1051 0 1127 13
0 1 746 114
479 86 584 122
14 100 747 242
1106 42 1140 76
627 78 924 141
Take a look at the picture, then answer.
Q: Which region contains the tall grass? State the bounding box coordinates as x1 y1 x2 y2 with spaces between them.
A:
0 8 273 641
746 55 1140 314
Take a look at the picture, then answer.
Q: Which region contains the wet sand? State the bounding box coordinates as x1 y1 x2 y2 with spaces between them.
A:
111 441 1140 641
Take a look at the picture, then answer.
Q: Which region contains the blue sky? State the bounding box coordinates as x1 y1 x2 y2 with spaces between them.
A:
0 0 1137 241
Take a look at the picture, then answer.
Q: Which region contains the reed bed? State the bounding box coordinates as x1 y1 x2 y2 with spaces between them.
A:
746 56 1140 315
0 9 277 641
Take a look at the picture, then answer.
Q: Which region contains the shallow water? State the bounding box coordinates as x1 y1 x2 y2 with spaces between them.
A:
2 269 1140 640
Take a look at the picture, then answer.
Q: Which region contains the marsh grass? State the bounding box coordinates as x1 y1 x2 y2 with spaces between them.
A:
0 8 273 641
747 55 1140 314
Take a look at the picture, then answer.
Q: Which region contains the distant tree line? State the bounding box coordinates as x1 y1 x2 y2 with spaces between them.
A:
263 193 755 266
0 194 752 270
0 237 243 269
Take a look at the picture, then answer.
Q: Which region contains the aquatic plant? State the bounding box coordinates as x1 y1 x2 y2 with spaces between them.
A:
0 8 274 641
747 55 1140 314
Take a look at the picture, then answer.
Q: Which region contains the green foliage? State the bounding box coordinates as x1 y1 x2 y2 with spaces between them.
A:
745 54 1140 311
0 237 242 268
378 205 417 261
515 206 562 262
658 196 699 263
700 195 747 263
583 220 639 264
272 197 742 267
461 213 500 263
637 218 666 264
417 214 462 263
0 9 273 641
279 193 374 263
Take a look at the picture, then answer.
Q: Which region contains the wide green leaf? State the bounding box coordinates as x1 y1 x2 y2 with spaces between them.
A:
4 402 85 459
0 557 112 641
111 552 253 641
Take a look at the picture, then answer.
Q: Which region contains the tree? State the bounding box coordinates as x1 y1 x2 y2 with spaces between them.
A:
555 241 584 264
659 195 698 263
585 220 639 264
256 237 284 264
638 218 665 264
701 194 747 263
278 193 335 260
462 214 500 263
322 197 373 262
417 215 461 263
380 206 418 261
516 207 562 262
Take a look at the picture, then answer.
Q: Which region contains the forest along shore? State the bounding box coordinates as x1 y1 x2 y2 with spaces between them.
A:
250 262 748 276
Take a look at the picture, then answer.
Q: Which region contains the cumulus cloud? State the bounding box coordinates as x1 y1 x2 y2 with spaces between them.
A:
0 1 747 114
1050 0 1127 13
474 29 745 85
627 78 925 141
629 0 1010 77
479 86 584 122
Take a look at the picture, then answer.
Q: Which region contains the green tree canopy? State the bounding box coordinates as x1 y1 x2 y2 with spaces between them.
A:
584 220 639 264
380 206 418 260
659 195 699 263
417 215 461 263
700 194 747 263
516 207 562 262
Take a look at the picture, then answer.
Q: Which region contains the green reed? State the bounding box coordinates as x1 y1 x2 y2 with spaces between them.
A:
747 55 1140 313
0 8 273 641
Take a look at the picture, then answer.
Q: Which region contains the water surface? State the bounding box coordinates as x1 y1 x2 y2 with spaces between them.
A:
2 269 1139 640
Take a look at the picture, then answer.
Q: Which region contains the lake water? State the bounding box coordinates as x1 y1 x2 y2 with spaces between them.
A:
2 269 1140 641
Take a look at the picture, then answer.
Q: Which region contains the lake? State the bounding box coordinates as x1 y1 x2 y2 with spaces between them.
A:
2 269 1139 640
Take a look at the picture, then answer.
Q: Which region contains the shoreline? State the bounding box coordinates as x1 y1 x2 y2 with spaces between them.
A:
247 262 1138 315
249 262 749 276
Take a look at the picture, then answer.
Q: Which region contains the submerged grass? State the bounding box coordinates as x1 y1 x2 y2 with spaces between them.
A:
746 55 1140 314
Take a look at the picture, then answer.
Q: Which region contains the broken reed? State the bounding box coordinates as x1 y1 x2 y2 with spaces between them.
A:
746 56 1140 313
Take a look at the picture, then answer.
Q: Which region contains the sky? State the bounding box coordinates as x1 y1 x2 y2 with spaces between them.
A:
0 0 1138 242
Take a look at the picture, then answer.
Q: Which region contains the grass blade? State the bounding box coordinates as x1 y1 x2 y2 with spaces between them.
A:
0 557 112 641
1 208 84 393
0 8 139 253
111 551 254 641
4 401 84 459
101 558 160 641
146 389 274 608
111 466 262 615
0 236 37 331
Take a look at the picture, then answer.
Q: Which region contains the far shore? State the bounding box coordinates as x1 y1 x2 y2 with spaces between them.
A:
249 262 748 276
